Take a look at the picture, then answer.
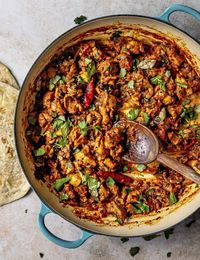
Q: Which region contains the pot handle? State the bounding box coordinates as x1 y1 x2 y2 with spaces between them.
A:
158 4 200 23
37 203 93 248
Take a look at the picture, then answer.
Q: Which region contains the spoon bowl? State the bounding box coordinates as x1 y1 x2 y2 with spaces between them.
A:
115 120 200 184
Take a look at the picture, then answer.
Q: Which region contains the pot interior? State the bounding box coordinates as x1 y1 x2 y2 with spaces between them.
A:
15 15 200 236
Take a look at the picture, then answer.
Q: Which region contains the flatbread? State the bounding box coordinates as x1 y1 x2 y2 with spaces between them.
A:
0 63 19 89
0 82 30 206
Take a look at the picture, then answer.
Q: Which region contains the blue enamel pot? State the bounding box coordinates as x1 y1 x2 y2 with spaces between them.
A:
15 4 200 248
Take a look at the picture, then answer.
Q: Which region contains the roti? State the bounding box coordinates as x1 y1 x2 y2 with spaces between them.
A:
0 63 19 89
0 81 30 206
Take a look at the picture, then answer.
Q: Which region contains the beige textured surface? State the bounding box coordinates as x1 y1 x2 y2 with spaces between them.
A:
0 0 200 259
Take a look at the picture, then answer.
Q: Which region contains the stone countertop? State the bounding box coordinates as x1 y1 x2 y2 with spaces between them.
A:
0 0 200 259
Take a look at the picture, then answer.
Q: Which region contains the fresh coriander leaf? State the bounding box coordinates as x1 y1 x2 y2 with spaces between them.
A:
85 58 92 65
123 166 128 172
53 116 65 129
195 104 200 113
127 108 140 120
78 75 84 84
132 58 139 71
112 31 122 41
120 237 129 243
158 107 166 121
106 176 115 187
136 164 146 172
176 81 188 88
169 192 177 205
129 247 140 257
150 75 162 85
90 104 96 110
150 75 166 91
143 112 150 124
128 80 135 89
164 228 174 239
51 132 57 139
114 114 119 123
60 122 69 137
66 161 72 169
74 15 87 25
92 125 101 132
182 99 190 107
49 75 61 90
60 193 69 201
165 70 171 77
119 68 126 78
34 148 45 157
73 148 80 154
133 201 149 213
125 188 132 193
178 129 184 138
143 234 160 241
78 120 88 135
167 252 172 258
53 177 70 191
137 59 156 69
87 176 100 200
146 188 155 195
86 63 96 82
28 116 36 125
54 137 68 149
186 219 196 227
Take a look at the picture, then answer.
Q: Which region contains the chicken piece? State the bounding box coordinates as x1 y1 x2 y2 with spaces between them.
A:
86 111 102 126
43 91 54 108
99 185 110 202
97 58 118 85
68 126 86 147
64 96 83 114
106 201 126 223
104 127 123 148
38 111 52 128
115 53 132 71
168 132 181 145
103 157 117 170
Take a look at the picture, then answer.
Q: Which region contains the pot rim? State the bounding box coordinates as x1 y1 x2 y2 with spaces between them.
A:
14 14 200 237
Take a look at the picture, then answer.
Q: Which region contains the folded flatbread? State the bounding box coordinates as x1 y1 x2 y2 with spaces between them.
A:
0 80 29 206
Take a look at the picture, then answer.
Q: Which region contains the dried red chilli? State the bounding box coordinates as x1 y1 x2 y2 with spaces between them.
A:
84 80 94 107
97 171 133 184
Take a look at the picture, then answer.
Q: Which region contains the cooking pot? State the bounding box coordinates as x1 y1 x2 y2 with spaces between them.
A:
15 4 200 248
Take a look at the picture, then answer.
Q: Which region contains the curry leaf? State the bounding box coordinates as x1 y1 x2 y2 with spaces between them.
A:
169 192 177 205
119 68 126 78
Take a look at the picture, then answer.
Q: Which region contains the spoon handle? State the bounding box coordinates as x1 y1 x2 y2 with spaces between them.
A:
157 153 200 184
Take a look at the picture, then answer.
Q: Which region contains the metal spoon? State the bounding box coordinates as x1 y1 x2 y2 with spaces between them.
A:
116 120 200 184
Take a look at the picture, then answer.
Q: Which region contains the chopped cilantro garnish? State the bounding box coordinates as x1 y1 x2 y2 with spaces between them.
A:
123 166 128 172
28 116 36 125
167 252 172 258
136 164 146 172
186 219 196 227
112 31 122 41
86 63 96 82
34 148 45 157
132 58 139 71
176 81 188 88
143 112 150 124
127 108 140 120
129 247 140 257
119 68 126 78
150 75 166 92
60 193 69 201
169 192 177 205
106 176 115 187
128 80 135 89
85 58 92 65
165 70 171 77
120 237 129 243
74 15 87 25
78 120 88 135
143 234 160 241
164 228 174 239
53 177 70 191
